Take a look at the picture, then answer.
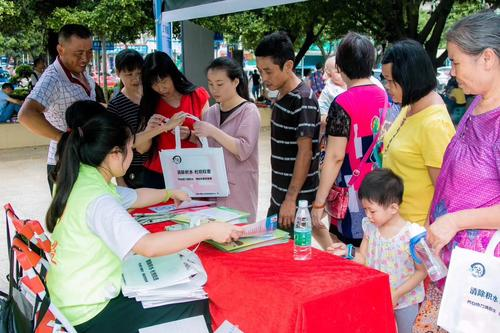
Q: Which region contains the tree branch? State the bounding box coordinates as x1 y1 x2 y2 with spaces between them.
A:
418 0 455 43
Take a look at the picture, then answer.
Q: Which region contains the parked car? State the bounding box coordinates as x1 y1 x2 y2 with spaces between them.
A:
436 66 452 94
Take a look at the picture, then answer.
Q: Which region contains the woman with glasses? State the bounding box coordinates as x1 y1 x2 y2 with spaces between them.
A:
381 40 455 226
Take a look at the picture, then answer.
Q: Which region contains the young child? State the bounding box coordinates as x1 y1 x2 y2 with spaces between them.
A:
328 168 426 333
46 101 242 332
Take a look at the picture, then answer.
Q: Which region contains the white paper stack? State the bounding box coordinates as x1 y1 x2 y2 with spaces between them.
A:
122 250 208 308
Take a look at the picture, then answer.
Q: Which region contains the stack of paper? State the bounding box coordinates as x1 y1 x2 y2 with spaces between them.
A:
133 200 215 226
122 250 207 308
171 206 250 225
205 229 290 253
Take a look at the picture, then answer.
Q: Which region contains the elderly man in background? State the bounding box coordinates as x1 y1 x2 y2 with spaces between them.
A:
18 24 96 192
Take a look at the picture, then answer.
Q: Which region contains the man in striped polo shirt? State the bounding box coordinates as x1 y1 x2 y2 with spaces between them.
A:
256 32 320 233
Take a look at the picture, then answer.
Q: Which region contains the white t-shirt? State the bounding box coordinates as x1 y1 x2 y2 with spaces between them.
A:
27 58 96 165
86 186 149 260
318 80 346 116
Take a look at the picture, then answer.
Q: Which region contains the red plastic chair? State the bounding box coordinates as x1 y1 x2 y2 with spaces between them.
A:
4 203 76 333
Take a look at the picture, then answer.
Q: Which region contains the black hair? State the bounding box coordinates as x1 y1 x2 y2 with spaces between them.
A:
58 24 92 43
382 39 437 106
358 168 404 207
33 57 45 67
115 49 144 73
255 32 295 69
336 32 375 80
50 100 105 184
206 57 249 100
315 62 323 70
46 103 132 232
2 83 13 90
140 51 197 128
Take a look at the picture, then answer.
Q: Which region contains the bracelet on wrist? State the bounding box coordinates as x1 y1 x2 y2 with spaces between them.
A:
344 244 355 260
163 190 173 202
312 201 326 209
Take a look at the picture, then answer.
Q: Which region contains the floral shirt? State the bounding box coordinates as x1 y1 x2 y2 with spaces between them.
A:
363 218 425 309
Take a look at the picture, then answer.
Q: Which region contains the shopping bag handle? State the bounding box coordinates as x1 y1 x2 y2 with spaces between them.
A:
485 230 500 256
174 114 209 149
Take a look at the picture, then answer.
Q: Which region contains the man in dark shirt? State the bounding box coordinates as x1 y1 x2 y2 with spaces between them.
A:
251 69 261 99
255 32 320 233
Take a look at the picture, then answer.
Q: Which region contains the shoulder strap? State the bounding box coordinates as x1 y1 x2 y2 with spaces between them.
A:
348 95 389 186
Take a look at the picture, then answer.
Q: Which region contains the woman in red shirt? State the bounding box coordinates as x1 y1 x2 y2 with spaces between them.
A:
136 51 209 188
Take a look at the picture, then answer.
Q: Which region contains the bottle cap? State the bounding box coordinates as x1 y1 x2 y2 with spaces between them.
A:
298 200 308 208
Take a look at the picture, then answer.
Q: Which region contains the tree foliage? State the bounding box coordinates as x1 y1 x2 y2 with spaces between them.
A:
196 0 497 67
0 0 153 64
47 0 153 44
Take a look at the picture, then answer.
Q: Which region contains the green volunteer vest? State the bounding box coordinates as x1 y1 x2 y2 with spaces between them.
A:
47 164 123 326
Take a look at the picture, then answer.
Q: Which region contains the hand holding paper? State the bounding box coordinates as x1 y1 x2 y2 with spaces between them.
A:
204 222 243 243
170 189 191 207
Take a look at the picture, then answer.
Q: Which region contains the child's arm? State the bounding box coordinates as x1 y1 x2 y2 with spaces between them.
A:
392 263 427 308
326 236 368 265
354 237 368 265
129 188 189 209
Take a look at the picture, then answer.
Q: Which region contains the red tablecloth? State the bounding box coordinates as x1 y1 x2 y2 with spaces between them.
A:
135 209 396 333
197 242 395 333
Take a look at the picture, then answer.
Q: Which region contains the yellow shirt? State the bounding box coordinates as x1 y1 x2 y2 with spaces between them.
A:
382 104 455 225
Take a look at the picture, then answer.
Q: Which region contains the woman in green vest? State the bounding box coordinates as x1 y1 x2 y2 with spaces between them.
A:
45 101 241 332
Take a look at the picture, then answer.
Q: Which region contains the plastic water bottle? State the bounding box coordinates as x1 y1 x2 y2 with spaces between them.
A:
409 230 448 281
293 200 312 260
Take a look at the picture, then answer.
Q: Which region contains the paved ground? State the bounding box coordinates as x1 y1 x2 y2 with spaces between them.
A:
0 128 275 292
0 126 326 292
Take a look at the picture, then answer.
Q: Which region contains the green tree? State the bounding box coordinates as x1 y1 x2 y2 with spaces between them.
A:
197 0 497 68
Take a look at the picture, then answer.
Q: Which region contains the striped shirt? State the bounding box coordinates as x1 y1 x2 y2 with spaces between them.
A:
269 82 320 211
107 92 148 167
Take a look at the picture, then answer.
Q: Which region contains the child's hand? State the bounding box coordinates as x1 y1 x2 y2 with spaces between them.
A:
171 189 190 206
326 242 347 256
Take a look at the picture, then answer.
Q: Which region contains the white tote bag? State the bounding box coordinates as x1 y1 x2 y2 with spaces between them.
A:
437 230 500 332
159 126 229 197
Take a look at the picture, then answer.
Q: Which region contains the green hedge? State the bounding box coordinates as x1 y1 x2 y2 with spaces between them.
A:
11 88 29 100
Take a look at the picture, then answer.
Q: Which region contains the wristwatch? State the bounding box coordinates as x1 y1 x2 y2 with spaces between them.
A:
344 244 355 260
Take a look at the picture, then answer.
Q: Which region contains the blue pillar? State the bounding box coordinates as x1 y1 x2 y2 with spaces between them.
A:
154 0 163 51
154 0 173 55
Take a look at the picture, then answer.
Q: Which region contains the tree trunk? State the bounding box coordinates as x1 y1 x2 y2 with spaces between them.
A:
424 0 454 68
406 1 421 39
294 24 325 68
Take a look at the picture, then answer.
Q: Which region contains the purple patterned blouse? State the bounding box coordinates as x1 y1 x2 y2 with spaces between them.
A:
429 96 500 288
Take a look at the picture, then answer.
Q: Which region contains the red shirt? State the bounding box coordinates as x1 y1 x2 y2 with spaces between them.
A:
146 87 210 173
